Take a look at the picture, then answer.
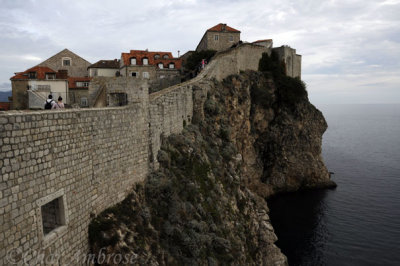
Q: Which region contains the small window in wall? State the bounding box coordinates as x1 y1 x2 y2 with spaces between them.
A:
229 35 234 42
130 72 138 77
81 97 88 107
154 54 160 59
158 63 164 69
46 73 56 80
130 57 137 65
143 72 149 79
62 57 71 66
41 197 66 235
169 63 175 69
214 35 219 41
36 189 69 246
29 72 37 79
142 58 149 65
163 54 169 59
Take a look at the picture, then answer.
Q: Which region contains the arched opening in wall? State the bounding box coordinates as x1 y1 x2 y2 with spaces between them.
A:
154 54 160 60
158 63 164 69
142 57 149 65
130 57 137 65
163 54 169 59
168 62 175 69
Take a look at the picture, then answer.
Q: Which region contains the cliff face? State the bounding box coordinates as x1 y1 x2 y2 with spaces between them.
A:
88 70 334 265
208 71 336 198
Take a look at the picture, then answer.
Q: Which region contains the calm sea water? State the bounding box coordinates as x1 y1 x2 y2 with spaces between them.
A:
268 104 400 266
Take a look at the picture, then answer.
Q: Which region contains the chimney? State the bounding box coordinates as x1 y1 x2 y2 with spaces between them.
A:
222 23 226 31
57 70 68 79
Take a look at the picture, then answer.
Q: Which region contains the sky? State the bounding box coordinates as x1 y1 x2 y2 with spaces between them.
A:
0 0 399 104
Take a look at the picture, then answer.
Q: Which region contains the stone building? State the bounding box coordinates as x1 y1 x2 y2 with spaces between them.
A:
272 45 302 78
10 66 68 109
37 48 91 77
68 77 92 107
196 23 241 52
10 49 92 109
88 59 120 77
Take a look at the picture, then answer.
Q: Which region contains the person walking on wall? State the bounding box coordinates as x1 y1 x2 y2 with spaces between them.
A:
52 96 65 109
44 95 55 109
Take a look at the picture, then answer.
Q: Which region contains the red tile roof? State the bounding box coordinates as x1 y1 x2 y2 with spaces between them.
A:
207 23 240 33
0 102 11 111
10 66 56 80
121 50 182 69
68 77 93 89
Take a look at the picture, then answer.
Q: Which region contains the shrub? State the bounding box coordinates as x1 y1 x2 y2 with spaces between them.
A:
185 50 217 71
258 51 308 105
276 76 308 104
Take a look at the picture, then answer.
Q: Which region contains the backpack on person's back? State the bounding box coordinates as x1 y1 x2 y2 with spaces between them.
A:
44 100 54 109
44 94 54 109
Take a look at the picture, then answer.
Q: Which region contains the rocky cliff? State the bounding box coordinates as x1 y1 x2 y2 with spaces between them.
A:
88 69 335 265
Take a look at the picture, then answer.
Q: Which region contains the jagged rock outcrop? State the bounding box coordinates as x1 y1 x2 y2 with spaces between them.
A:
88 70 335 265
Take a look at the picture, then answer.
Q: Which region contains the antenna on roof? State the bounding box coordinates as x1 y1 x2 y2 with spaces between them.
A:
178 50 180 57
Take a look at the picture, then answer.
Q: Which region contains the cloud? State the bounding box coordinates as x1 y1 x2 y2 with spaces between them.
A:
0 0 399 102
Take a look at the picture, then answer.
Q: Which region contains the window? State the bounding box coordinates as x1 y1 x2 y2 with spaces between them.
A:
46 73 56 80
41 197 65 235
62 57 71 66
36 189 69 245
154 54 160 59
130 72 138 77
158 63 164 69
76 82 89 87
142 58 149 65
143 72 149 79
28 84 51 91
162 54 169 59
130 58 137 65
29 72 37 79
214 35 219 41
81 97 88 107
229 35 234 42
169 63 175 69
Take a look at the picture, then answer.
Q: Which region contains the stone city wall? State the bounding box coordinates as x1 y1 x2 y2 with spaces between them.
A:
0 106 149 264
149 84 194 169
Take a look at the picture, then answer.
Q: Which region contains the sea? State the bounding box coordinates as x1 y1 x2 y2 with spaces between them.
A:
268 104 400 266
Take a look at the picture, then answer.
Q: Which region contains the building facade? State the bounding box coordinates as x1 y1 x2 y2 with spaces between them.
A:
88 59 120 77
37 48 91 77
10 66 68 109
196 23 241 52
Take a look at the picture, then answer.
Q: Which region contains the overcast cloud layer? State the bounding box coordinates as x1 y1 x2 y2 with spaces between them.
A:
0 0 399 104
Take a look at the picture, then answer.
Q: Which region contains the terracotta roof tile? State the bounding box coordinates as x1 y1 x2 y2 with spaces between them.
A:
207 23 240 33
121 50 182 69
10 66 56 80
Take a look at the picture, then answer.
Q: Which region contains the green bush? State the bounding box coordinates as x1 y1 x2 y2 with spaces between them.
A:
276 76 308 104
258 51 308 105
185 50 216 71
